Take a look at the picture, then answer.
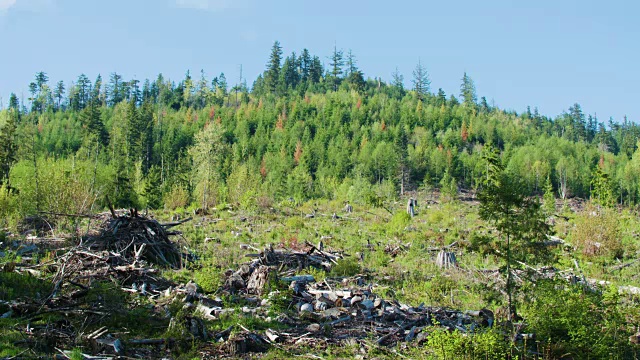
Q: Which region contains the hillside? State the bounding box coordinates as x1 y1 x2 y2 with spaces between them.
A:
0 43 640 359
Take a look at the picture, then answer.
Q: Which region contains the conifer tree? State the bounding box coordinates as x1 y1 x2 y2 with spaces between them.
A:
53 81 65 110
478 145 551 321
329 45 344 91
460 72 477 108
412 59 430 101
265 41 283 94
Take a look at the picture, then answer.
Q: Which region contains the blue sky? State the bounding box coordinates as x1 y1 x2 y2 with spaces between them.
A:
0 0 638 121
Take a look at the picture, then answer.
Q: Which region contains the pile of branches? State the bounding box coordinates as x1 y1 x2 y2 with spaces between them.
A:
83 208 188 269
225 241 345 295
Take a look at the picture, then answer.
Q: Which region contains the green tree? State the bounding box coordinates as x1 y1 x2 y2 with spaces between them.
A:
189 122 225 209
591 166 615 207
108 72 124 106
53 81 65 110
329 45 344 91
543 175 555 216
478 145 551 321
412 59 430 101
0 111 17 187
143 165 162 209
265 41 283 94
391 67 405 98
460 72 477 108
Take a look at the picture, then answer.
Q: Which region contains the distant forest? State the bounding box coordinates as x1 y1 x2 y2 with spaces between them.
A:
0 41 638 217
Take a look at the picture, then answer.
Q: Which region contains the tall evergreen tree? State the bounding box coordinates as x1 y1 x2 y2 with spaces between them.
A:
265 41 283 94
53 81 65 110
478 145 551 321
412 59 430 101
391 67 404 95
308 56 323 84
0 110 17 187
346 49 358 77
329 45 344 91
76 74 91 110
300 48 312 82
460 72 477 108
108 72 124 106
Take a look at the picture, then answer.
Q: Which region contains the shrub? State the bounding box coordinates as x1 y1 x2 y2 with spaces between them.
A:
522 280 630 359
164 184 190 210
388 211 412 234
570 203 622 259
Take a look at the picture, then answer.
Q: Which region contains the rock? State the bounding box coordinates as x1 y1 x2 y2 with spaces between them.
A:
226 274 246 291
360 299 374 310
321 307 342 319
300 303 314 313
373 298 383 308
306 323 321 332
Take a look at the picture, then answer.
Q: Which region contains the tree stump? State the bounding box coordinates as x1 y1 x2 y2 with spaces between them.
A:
436 251 457 269
344 203 353 213
407 198 415 217
246 265 270 295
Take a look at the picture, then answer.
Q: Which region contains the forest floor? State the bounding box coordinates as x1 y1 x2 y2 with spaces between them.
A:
2 192 640 359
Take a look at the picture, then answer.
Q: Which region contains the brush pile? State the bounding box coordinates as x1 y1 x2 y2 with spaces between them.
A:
83 208 187 269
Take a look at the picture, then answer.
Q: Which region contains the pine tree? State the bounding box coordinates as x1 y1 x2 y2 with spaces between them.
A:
281 53 300 90
53 81 65 110
478 145 551 322
346 49 358 77
391 67 404 97
395 124 410 195
543 175 555 215
143 165 163 209
76 74 91 110
0 111 17 187
189 122 225 209
460 72 477 108
265 41 283 94
591 166 614 207
108 72 124 106
300 49 312 82
329 45 344 91
412 59 430 101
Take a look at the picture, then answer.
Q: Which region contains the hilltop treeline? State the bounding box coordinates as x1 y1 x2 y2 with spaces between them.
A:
0 42 638 216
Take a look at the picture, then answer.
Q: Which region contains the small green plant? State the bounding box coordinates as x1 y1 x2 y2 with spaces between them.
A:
388 211 411 234
331 259 361 277
69 348 84 360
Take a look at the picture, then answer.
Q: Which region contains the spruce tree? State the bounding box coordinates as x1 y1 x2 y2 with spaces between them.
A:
329 45 344 91
265 41 283 94
478 145 551 321
412 59 430 101
460 72 477 108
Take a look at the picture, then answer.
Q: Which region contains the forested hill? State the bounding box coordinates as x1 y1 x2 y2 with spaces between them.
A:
0 41 638 216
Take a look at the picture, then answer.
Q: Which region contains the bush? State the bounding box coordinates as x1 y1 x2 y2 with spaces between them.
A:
423 327 509 359
522 280 631 359
388 211 411 234
570 203 622 259
164 184 190 210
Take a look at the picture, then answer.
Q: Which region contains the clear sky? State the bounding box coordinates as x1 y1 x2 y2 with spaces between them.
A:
0 0 638 122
